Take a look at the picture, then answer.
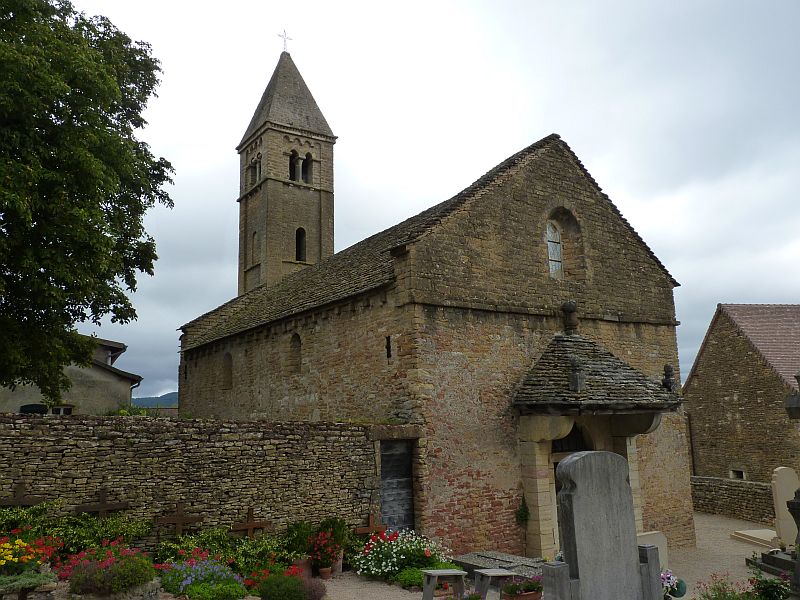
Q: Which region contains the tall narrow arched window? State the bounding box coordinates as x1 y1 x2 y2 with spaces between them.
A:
288 333 301 374
302 152 313 183
289 150 299 181
222 352 233 390
251 231 259 266
295 227 306 262
546 221 563 278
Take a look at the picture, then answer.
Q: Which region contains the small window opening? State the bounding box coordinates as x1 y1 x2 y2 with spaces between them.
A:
730 469 746 480
385 336 392 359
222 352 233 390
289 150 299 181
295 227 306 262
183 364 187 381
288 333 302 374
546 221 563 278
251 231 259 266
256 153 262 181
51 405 73 416
302 152 313 183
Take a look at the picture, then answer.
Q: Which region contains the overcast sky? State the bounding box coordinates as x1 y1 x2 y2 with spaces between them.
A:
71 0 800 397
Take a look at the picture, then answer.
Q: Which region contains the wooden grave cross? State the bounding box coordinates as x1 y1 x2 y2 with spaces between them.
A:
0 482 43 507
156 502 203 537
75 488 130 518
354 513 387 535
231 507 273 538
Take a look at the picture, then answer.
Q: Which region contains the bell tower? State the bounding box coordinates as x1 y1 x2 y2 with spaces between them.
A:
236 52 336 294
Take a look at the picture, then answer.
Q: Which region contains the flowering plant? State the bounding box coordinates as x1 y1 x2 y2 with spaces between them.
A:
353 529 449 579
502 576 543 596
308 530 340 569
242 565 303 590
54 539 155 594
0 528 61 576
159 558 244 595
660 569 687 599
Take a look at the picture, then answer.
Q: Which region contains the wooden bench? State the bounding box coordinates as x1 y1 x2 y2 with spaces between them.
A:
422 568 467 600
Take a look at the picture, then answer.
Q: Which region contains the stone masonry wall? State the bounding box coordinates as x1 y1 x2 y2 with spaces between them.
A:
411 305 696 553
180 287 415 423
684 311 800 483
404 142 677 325
0 415 378 539
691 476 774 525
403 140 695 550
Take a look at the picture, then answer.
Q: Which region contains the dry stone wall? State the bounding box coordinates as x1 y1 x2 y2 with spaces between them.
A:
691 476 774 525
0 415 378 537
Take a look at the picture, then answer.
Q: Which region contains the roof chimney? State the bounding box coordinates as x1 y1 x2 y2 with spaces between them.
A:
562 300 578 335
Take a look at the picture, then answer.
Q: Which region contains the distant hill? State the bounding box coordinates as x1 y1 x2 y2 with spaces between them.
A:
132 391 178 408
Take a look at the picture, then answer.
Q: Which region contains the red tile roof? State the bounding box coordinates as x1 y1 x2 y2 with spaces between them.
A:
722 304 800 391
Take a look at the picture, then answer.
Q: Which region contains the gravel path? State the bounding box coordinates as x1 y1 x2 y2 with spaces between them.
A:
325 512 769 599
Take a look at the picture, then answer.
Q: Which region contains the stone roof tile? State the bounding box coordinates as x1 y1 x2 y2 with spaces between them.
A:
512 333 680 414
238 52 334 148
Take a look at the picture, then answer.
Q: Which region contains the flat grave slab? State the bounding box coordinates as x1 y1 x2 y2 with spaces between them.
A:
453 550 545 579
730 528 777 548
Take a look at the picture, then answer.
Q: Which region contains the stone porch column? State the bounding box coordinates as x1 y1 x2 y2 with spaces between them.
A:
611 414 662 534
518 415 573 559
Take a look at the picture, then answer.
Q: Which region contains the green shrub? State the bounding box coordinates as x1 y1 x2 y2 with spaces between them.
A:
284 521 315 556
184 581 247 600
0 571 56 594
68 553 155 595
0 502 151 559
259 573 305 600
160 559 243 596
393 567 423 588
233 533 290 574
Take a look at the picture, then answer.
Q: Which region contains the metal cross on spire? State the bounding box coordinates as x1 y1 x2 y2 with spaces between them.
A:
278 30 292 52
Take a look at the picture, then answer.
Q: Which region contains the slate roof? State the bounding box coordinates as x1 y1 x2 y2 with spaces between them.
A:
696 304 800 391
512 333 681 414
181 134 677 351
238 52 334 148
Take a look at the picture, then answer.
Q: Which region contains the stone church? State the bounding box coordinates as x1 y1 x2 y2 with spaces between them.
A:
179 52 696 556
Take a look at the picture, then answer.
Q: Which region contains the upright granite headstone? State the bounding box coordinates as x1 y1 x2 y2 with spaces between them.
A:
542 451 662 600
773 467 800 547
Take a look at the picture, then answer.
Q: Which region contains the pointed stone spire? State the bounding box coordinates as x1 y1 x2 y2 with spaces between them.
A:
238 52 334 149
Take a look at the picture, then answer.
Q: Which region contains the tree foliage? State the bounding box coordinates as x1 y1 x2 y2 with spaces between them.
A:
0 0 173 403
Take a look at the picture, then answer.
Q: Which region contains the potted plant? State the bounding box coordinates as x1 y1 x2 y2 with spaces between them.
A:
308 530 341 580
501 576 543 600
284 521 315 579
316 518 349 575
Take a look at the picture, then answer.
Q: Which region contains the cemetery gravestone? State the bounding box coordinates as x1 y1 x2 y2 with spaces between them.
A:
542 451 662 600
773 467 800 547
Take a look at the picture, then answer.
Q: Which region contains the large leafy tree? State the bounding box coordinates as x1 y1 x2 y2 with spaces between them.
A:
0 0 173 403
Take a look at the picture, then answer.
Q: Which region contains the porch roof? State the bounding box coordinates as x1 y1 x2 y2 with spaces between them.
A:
512 333 681 415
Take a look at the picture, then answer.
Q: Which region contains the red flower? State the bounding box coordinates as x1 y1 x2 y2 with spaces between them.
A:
424 548 431 557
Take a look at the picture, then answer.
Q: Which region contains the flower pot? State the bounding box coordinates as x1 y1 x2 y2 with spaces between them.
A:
501 592 542 600
318 567 332 580
331 549 344 576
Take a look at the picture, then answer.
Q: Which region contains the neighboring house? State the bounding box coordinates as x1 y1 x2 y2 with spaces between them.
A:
179 51 696 556
0 337 142 415
684 304 800 519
